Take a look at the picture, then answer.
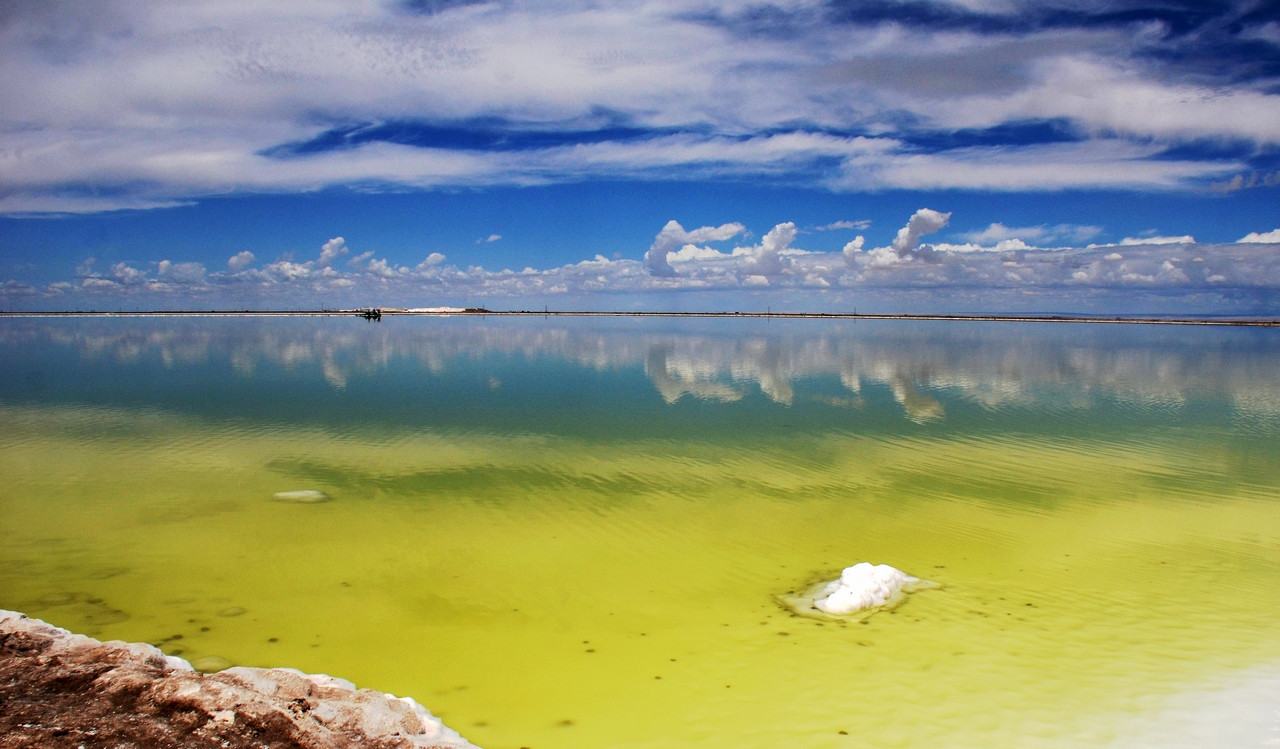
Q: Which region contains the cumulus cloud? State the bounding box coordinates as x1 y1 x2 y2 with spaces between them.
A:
644 220 746 276
750 222 797 276
858 208 951 267
318 237 349 267
112 263 146 285
157 260 207 284
842 235 866 266
0 280 38 298
1238 229 1280 243
670 244 732 262
892 209 952 253
228 251 256 271
10 208 1280 314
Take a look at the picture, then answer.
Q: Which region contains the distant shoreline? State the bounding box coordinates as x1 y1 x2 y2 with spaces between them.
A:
3 308 1279 327
1 308 1278 327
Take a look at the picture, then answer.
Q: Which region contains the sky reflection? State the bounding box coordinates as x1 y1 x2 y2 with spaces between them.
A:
1 317 1276 431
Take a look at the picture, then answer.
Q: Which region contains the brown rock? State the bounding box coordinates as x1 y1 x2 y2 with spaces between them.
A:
0 610 478 749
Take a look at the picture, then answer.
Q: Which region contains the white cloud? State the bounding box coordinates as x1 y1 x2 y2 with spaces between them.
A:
931 238 1032 253
318 237 349 267
959 222 1036 244
1120 235 1196 246
157 260 207 284
816 220 871 231
956 222 1099 246
0 2 1272 214
644 219 746 276
841 235 866 266
228 251 256 271
859 208 951 267
1238 229 1280 243
750 222 798 276
16 209 1280 312
670 244 731 262
1008 58 1280 144
365 258 399 278
112 263 146 285
893 208 951 253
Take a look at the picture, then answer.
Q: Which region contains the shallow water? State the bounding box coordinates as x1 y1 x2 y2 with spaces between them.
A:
1 316 1278 748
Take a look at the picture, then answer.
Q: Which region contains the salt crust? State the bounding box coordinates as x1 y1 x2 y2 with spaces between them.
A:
271 490 332 503
778 562 939 620
0 609 477 748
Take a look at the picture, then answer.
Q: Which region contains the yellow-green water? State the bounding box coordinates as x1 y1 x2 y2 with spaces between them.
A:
1 317 1278 748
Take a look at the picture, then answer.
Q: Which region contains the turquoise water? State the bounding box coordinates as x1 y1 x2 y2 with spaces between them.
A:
1 316 1278 748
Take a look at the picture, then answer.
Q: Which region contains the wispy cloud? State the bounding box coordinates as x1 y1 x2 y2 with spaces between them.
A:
814 220 871 231
1 1 1276 214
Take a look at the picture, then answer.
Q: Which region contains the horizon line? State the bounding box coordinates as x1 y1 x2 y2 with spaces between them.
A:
2 309 1278 327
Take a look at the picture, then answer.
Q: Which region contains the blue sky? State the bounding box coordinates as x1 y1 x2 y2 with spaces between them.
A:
2 0 1279 314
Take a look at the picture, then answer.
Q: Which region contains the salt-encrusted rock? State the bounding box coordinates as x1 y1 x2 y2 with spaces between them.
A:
0 609 478 749
778 562 940 620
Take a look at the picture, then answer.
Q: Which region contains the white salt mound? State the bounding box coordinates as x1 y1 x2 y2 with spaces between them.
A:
814 562 915 614
271 490 331 503
779 562 937 619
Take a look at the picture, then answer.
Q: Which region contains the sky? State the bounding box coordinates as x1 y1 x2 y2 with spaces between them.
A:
1 0 1279 314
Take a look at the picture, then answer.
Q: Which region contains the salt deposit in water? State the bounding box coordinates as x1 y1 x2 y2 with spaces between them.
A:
270 490 331 503
779 562 938 620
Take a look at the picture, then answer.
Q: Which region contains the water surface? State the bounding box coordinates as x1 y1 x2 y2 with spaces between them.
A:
1 316 1278 748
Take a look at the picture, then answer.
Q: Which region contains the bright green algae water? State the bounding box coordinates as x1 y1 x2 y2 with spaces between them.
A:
1 317 1278 748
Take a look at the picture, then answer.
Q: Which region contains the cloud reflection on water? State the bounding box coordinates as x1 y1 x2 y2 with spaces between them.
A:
2 317 1277 423
5 314 1274 427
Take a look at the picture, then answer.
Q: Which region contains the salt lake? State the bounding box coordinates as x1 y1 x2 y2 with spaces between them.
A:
1 315 1277 748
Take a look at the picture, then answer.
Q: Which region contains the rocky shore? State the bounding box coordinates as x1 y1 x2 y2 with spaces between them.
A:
0 610 478 749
